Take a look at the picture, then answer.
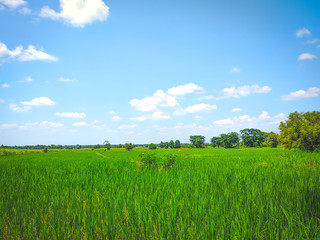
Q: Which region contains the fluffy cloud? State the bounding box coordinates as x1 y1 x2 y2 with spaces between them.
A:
9 104 31 112
151 111 170 120
0 42 58 63
18 7 31 14
214 112 285 126
306 38 319 44
1 83 10 88
281 87 320 101
130 90 178 112
112 116 121 121
298 53 317 60
21 97 55 106
0 123 17 129
0 0 26 8
72 121 88 127
118 124 137 129
55 112 86 118
40 121 63 127
231 67 241 73
174 103 217 115
221 85 271 98
59 77 74 82
167 83 203 96
108 110 116 115
129 116 147 121
40 0 109 27
296 28 311 38
232 108 242 112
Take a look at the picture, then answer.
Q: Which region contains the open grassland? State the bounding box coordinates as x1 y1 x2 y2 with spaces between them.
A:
0 148 320 239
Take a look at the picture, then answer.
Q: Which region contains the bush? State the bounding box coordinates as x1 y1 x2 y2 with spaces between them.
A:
139 152 176 170
148 143 157 150
43 147 48 153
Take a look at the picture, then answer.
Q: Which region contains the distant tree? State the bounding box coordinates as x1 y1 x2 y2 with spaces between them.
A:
219 132 239 148
169 140 174 149
240 128 264 147
148 143 157 150
163 142 169 149
43 147 48 153
103 140 111 150
190 135 205 148
210 137 222 148
264 132 279 148
279 111 320 151
174 140 181 149
159 141 164 148
124 143 134 151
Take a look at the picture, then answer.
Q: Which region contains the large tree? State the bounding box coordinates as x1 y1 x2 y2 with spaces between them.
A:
174 140 181 149
210 137 222 148
279 111 320 151
103 140 111 150
264 132 279 148
220 132 240 148
240 128 264 147
190 135 205 148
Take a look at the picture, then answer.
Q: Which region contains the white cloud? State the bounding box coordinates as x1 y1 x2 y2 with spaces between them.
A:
174 103 217 115
0 98 4 103
9 104 31 112
298 53 317 60
167 83 203 96
108 110 116 115
0 5 4 10
296 28 311 38
214 112 285 126
112 116 121 121
174 123 197 130
25 76 32 82
118 124 137 129
40 0 110 28
0 123 17 129
318 45 320 48
19 122 39 130
0 42 58 63
21 97 55 106
194 115 203 119
129 116 147 121
151 111 170 120
1 83 10 88
198 125 212 131
198 95 214 100
55 112 86 118
40 121 63 128
306 38 319 44
130 90 178 112
231 67 241 73
281 87 320 101
59 77 74 82
72 121 88 127
221 85 271 98
18 7 31 14
0 0 26 8
232 108 242 112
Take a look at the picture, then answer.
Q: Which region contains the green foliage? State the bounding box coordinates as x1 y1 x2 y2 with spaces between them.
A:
264 132 279 148
103 140 111 150
124 143 134 151
148 143 157 150
190 135 205 148
210 136 222 148
169 140 174 149
43 147 48 153
174 140 181 149
139 152 176 170
219 132 240 148
240 128 264 147
279 111 320 152
159 141 164 148
163 142 169 149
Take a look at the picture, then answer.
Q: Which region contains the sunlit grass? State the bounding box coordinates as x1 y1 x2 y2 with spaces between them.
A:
0 148 319 239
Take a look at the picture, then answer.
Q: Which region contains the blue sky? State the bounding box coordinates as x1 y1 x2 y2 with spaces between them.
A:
0 0 319 145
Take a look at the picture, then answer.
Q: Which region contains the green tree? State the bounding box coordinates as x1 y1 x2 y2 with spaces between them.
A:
163 142 169 149
264 132 279 148
210 137 222 148
174 140 181 149
169 140 174 149
103 140 111 150
124 143 134 151
240 128 264 147
219 132 239 148
159 141 164 148
190 135 205 148
148 143 157 150
279 111 320 151
43 147 48 153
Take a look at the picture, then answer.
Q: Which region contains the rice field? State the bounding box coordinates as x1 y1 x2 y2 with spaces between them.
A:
0 148 319 239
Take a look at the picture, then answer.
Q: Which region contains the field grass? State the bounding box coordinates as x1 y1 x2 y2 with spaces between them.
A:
0 148 320 239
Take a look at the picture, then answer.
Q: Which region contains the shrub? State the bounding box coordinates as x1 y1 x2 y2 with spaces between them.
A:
148 143 157 150
139 152 176 170
43 147 48 153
